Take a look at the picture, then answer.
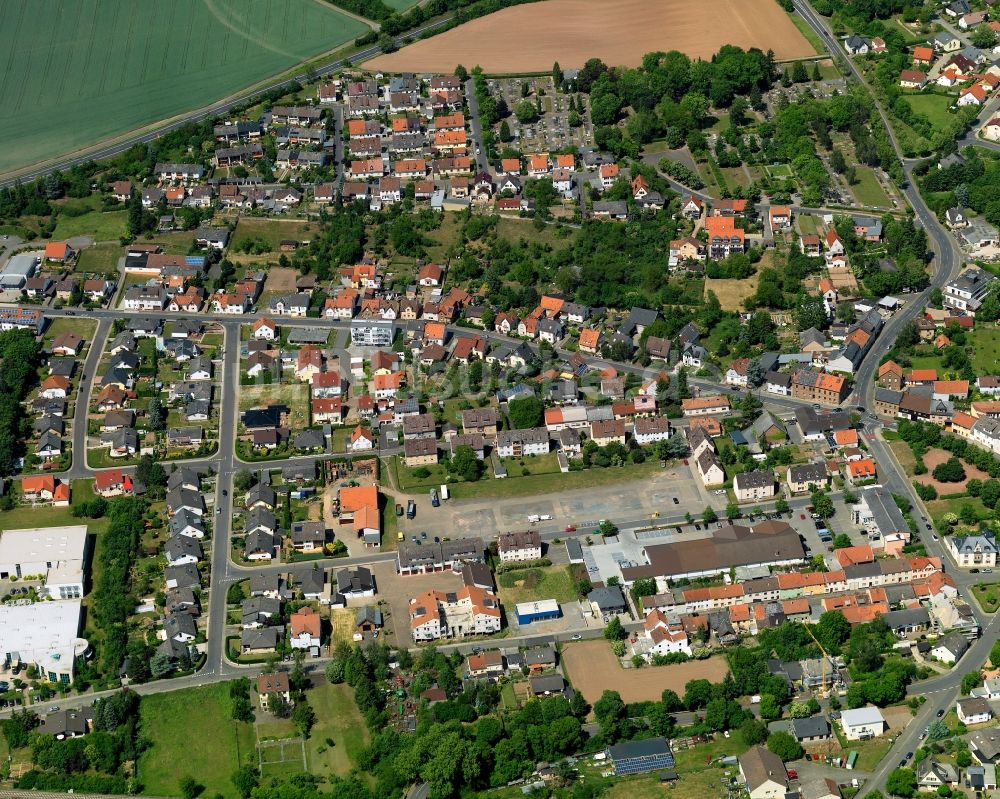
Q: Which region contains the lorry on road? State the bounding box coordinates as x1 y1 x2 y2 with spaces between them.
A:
406 500 416 519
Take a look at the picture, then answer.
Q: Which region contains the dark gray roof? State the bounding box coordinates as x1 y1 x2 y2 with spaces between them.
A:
791 716 830 740
588 585 626 611
608 737 671 760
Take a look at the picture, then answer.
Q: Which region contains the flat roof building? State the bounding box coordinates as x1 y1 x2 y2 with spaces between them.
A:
0 600 87 683
0 525 88 599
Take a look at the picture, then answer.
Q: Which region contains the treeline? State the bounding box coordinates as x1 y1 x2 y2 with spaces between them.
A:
350 0 543 44
0 330 41 477
324 642 590 798
89 498 146 681
919 150 1000 227
13 691 140 794
812 0 909 26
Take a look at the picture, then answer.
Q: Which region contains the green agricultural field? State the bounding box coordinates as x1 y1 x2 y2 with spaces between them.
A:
0 0 369 174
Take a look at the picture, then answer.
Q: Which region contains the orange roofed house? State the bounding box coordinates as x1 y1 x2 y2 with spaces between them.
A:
339 485 381 547
20 475 70 506
44 241 74 263
289 607 321 650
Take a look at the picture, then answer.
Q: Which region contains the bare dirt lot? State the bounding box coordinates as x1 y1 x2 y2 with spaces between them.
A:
263 266 299 294
368 0 815 73
562 639 730 704
913 447 989 494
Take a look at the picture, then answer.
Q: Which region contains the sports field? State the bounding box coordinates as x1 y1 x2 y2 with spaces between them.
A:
368 0 815 72
0 0 369 174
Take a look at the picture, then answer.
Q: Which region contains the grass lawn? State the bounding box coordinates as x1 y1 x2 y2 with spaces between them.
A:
972 581 1000 613
798 214 820 235
704 274 759 312
500 451 561 476
493 216 573 251
76 242 123 274
240 382 310 428
3 480 109 534
787 11 823 52
450 460 664 500
497 564 579 605
52 210 128 241
852 736 894 771
231 218 314 251
849 166 892 207
42 315 97 346
721 165 750 188
817 60 841 80
394 459 450 491
925 496 991 529
330 607 359 646
764 163 794 179
969 326 1000 374
138 231 198 254
671 733 750 772
903 93 955 132
1 0 367 175
138 683 252 799
304 682 370 776
887 440 917 475
500 681 520 710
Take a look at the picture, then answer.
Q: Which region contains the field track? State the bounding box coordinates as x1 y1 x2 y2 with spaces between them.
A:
368 0 816 73
0 0 368 174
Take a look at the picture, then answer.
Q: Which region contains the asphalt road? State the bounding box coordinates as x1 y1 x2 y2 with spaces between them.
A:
464 77 489 174
790 3 985 794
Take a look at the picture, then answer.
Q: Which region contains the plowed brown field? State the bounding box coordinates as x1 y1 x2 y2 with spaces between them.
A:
368 0 815 73
561 639 730 705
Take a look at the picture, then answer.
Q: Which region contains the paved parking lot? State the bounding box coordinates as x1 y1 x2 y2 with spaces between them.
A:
369 560 463 647
406 465 709 539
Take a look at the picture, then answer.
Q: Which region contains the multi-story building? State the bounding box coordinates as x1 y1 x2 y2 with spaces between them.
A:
791 370 848 404
943 267 996 315
733 470 776 503
498 530 542 562
947 532 998 568
350 318 395 347
495 427 550 457
409 586 501 640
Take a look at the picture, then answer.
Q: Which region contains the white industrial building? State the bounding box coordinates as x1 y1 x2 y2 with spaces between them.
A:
0 600 88 684
0 525 89 599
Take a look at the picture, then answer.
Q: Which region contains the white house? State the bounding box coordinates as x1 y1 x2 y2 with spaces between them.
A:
733 470 776 503
840 706 886 740
498 530 542 563
958 697 994 726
